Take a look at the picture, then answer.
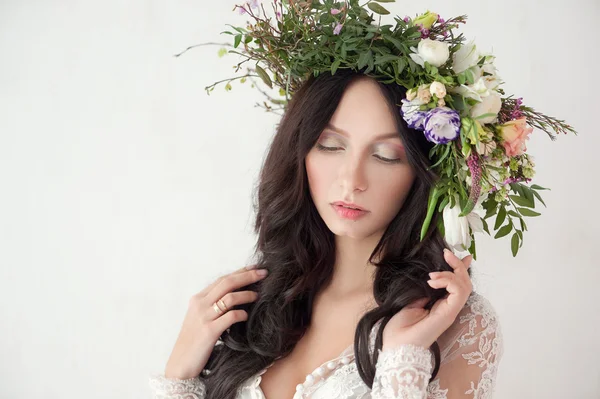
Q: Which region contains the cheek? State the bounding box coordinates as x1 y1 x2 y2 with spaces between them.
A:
305 151 331 201
372 168 415 211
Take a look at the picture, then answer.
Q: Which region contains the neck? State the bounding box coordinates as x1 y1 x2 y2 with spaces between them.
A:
324 230 385 297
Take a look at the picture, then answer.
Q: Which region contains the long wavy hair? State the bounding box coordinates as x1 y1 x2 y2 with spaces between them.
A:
202 68 471 398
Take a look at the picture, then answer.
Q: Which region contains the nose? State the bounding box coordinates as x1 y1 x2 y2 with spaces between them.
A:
338 151 368 193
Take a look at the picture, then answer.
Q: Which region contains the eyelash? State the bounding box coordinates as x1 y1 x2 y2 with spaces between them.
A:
315 143 402 164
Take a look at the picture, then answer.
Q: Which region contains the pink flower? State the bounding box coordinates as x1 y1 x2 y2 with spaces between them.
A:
333 22 343 35
331 8 341 15
498 117 533 157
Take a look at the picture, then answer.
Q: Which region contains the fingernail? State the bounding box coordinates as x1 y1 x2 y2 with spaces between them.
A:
443 248 451 255
257 269 269 276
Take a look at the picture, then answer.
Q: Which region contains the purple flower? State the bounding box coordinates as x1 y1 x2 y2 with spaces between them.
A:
423 107 461 144
333 22 343 35
400 99 428 130
403 16 410 23
237 5 248 14
249 0 260 10
331 8 341 15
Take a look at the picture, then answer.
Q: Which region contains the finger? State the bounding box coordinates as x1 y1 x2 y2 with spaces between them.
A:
427 276 454 290
428 271 455 280
443 249 470 277
462 255 473 270
428 276 471 301
198 264 259 297
212 309 249 332
206 290 259 321
207 268 268 304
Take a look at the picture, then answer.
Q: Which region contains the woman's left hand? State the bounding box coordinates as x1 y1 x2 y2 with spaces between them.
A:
381 249 474 351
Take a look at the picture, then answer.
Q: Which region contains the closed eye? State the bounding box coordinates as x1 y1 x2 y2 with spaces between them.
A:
315 143 402 164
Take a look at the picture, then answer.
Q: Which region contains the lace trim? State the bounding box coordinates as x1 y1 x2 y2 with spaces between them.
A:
372 344 434 399
148 374 206 399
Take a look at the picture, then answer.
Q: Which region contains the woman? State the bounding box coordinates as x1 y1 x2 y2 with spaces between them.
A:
149 69 504 399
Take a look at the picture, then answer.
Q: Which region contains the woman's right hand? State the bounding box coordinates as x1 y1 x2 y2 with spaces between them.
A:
164 264 268 380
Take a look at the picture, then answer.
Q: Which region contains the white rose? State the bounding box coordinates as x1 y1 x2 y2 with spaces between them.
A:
429 81 447 99
450 77 490 103
409 39 450 68
469 91 502 124
476 139 497 157
481 62 502 91
417 84 432 102
443 194 486 252
452 40 480 74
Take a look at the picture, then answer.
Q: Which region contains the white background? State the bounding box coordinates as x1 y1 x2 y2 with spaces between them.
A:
0 1 598 398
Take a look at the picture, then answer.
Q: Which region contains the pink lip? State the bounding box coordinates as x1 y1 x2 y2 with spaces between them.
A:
331 202 369 220
332 201 367 211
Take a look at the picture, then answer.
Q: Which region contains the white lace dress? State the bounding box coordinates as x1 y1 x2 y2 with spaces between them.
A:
149 291 503 399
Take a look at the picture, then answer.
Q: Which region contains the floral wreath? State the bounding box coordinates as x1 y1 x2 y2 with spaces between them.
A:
177 0 578 258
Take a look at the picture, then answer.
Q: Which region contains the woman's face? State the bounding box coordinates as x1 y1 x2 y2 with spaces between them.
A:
305 77 416 240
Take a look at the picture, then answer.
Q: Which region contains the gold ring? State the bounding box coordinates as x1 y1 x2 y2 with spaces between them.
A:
213 302 223 314
218 299 228 312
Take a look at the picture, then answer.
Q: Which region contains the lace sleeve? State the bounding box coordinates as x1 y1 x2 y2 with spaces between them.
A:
372 293 504 399
148 374 206 399
372 343 435 398
426 293 504 398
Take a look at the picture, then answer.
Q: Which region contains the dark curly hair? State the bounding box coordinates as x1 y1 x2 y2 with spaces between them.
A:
201 68 471 398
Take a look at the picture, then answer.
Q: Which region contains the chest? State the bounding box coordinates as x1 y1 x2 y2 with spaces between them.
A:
258 328 355 399
258 295 376 399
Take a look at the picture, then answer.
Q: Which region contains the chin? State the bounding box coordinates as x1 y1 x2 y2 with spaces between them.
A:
326 220 378 240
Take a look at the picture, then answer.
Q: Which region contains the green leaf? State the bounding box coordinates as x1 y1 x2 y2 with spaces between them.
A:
517 208 541 217
234 34 242 48
384 35 404 52
531 184 549 191
509 195 534 208
473 113 497 121
520 185 536 206
331 58 341 75
255 64 272 88
341 42 347 58
437 196 449 213
358 50 373 69
511 232 519 257
429 144 451 169
374 54 399 65
225 24 246 34
482 218 490 235
520 217 528 231
420 185 442 241
368 2 390 15
396 58 406 75
494 223 512 239
532 190 547 207
494 206 506 230
465 69 475 84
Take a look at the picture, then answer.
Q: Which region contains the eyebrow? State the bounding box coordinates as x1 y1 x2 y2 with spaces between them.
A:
324 123 401 141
